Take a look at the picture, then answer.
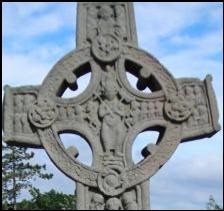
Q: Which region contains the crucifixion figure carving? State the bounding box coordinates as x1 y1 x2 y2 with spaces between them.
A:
3 2 220 210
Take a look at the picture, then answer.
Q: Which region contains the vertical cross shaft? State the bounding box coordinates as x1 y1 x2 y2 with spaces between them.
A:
75 3 150 209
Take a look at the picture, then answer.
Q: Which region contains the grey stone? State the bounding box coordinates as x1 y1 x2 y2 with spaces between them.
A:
3 2 221 210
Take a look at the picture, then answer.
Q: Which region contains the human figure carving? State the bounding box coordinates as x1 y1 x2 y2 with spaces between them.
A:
197 105 209 124
24 95 34 112
99 95 126 155
97 5 115 36
14 95 23 113
122 190 138 210
74 105 84 123
21 113 31 133
185 87 195 105
184 87 195 126
115 5 127 40
130 100 140 125
148 102 155 119
14 113 22 133
194 86 206 105
155 101 163 117
105 198 123 210
89 193 105 210
140 102 148 120
87 7 98 42
86 101 100 133
67 106 75 119
99 68 126 155
59 106 67 119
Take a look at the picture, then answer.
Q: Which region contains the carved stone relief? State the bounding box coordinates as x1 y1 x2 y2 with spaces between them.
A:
13 93 36 134
3 2 220 210
86 4 128 44
89 192 105 210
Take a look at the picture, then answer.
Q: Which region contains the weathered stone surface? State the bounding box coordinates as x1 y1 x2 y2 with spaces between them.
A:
3 2 220 210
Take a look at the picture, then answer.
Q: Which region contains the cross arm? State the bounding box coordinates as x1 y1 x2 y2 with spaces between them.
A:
177 75 220 143
3 85 42 148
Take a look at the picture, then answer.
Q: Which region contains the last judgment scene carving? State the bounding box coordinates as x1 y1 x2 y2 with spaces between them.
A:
3 2 220 210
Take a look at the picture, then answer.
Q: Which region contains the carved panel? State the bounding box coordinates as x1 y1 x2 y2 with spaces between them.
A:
177 76 220 142
3 85 41 148
77 2 138 48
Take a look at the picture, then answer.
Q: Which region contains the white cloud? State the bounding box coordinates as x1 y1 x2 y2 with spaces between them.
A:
3 2 76 38
2 37 75 87
150 151 223 209
169 31 223 55
7 2 50 17
2 53 50 86
134 2 223 56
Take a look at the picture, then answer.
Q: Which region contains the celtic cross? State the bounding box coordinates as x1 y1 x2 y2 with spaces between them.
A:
3 2 220 210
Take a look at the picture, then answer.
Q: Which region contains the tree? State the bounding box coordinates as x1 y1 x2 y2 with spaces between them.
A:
16 188 76 210
2 144 53 210
206 195 223 210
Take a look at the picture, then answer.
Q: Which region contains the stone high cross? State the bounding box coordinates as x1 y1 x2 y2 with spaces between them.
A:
3 2 220 210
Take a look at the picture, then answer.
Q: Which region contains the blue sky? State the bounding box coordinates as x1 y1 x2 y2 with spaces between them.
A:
2 2 223 210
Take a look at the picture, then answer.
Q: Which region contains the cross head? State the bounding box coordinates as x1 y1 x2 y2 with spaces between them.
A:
3 2 220 210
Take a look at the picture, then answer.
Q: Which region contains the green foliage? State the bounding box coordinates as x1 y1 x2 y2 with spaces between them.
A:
206 195 223 210
16 188 76 210
2 144 53 210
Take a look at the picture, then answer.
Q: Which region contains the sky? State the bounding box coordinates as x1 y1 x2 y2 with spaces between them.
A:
2 2 223 210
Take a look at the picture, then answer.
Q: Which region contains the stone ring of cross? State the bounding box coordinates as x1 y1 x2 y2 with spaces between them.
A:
23 44 194 195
